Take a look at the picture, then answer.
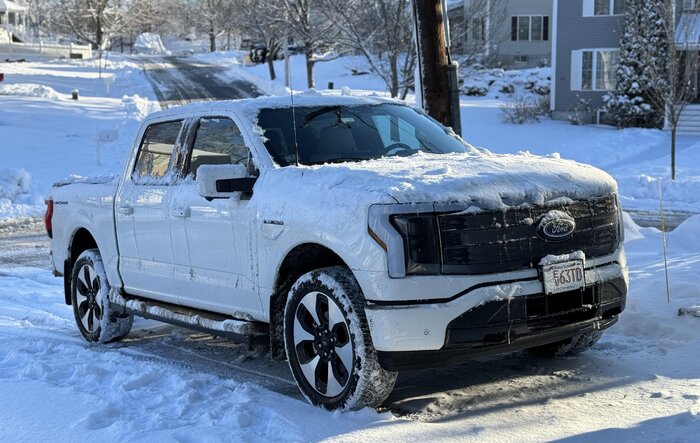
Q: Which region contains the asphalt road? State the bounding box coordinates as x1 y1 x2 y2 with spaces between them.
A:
142 56 263 108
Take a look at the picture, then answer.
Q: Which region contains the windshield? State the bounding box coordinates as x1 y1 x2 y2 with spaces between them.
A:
256 103 469 166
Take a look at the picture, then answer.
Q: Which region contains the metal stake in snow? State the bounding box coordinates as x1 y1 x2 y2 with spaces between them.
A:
658 177 671 303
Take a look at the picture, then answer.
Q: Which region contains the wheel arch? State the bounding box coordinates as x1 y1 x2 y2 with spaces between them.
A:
63 227 99 305
268 242 350 360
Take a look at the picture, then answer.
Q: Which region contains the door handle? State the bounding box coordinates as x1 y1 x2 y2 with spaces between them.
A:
118 204 134 216
171 207 190 218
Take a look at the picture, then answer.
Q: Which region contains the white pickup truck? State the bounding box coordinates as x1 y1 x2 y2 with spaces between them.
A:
47 94 627 410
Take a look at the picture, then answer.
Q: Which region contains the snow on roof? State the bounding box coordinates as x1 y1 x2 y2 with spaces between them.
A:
676 13 700 48
0 0 27 12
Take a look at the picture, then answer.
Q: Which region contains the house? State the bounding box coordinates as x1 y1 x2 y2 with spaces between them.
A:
0 0 27 41
550 0 625 122
447 0 553 68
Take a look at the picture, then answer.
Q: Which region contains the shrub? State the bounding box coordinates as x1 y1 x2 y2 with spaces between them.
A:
500 94 550 124
567 99 594 125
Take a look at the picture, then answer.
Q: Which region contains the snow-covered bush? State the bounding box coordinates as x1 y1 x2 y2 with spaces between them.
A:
567 99 594 126
459 64 551 99
500 94 550 124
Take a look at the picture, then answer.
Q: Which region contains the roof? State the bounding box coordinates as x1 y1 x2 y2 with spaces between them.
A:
145 91 400 123
0 0 27 12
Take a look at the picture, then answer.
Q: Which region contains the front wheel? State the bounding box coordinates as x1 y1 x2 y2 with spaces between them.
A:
283 266 397 410
71 249 133 343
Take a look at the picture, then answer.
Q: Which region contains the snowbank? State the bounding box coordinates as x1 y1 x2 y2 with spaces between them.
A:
0 83 61 100
133 33 169 55
669 214 700 252
0 169 43 219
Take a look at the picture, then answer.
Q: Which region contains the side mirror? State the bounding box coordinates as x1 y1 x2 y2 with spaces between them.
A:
196 164 256 199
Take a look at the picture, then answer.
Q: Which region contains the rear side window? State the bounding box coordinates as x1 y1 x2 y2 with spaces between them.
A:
187 117 249 177
133 120 183 181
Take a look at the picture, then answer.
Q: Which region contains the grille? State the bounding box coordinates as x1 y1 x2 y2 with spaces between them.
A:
437 195 620 275
445 277 627 348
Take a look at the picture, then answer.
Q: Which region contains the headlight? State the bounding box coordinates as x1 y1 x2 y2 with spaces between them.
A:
390 214 440 275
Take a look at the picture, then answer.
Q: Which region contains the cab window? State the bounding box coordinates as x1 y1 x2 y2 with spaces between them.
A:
133 120 183 181
188 117 249 177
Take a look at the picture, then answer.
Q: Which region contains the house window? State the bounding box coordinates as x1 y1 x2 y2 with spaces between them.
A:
585 0 625 16
513 55 528 65
573 49 619 91
8 12 15 25
684 0 700 11
511 16 549 41
465 17 485 42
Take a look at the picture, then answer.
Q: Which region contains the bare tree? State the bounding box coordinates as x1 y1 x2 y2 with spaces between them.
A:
58 0 154 49
236 0 286 80
644 2 699 180
449 0 507 64
279 0 344 88
196 0 236 52
323 0 415 98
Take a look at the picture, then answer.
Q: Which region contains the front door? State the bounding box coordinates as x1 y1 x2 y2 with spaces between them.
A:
116 119 184 304
170 115 263 318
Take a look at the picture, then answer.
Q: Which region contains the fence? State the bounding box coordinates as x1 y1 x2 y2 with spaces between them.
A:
0 41 92 59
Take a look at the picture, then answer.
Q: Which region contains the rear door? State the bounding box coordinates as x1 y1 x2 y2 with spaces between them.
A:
169 115 263 317
116 119 185 303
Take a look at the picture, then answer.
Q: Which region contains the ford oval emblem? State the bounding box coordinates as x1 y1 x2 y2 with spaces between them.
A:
540 217 576 241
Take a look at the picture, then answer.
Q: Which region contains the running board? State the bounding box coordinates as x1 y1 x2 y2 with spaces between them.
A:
110 290 268 345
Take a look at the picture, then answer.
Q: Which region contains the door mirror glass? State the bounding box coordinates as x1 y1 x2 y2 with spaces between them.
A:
196 164 253 198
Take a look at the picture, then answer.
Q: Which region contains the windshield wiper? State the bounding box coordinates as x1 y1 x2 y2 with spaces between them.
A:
302 106 343 127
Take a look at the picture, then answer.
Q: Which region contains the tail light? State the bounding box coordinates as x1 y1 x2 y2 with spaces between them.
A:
44 199 54 238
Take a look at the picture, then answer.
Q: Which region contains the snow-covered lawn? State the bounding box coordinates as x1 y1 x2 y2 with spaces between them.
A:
1 50 699 441
0 55 159 219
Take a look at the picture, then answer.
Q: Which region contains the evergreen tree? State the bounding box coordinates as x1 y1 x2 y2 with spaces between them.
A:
604 0 668 128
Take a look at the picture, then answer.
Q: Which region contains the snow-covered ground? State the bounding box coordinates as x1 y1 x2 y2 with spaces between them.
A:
0 215 698 441
1 47 699 441
0 55 159 219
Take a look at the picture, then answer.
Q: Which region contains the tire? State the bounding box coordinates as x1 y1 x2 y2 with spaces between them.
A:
528 331 603 358
283 266 397 410
71 249 133 343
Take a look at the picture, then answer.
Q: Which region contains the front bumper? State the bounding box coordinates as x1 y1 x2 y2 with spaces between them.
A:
363 251 628 371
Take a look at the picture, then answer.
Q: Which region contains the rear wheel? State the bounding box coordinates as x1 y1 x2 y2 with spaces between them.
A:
528 331 603 357
284 266 397 410
71 249 133 343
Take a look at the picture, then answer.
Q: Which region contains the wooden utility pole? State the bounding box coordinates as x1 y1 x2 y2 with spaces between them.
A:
413 0 462 135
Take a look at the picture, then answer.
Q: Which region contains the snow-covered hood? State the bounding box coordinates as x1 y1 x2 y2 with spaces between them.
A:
271 150 617 210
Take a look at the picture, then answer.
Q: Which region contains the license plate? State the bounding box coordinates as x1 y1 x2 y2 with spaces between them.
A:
542 260 586 295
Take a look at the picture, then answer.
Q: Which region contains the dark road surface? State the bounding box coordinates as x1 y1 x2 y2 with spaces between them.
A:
142 56 263 108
